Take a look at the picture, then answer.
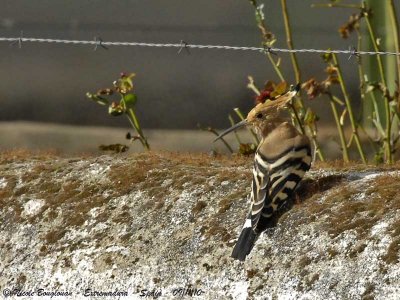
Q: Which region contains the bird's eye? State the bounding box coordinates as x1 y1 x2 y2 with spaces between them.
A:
256 113 263 119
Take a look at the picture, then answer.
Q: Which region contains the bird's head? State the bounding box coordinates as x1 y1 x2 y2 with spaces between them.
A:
214 84 299 141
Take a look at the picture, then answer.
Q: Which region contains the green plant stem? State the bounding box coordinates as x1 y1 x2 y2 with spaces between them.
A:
280 0 307 134
266 54 285 82
356 28 382 158
234 108 259 144
355 29 366 105
388 0 400 82
247 76 261 95
355 28 381 127
370 91 384 139
281 0 301 84
364 14 387 86
248 0 286 81
359 125 379 153
302 112 325 161
310 130 325 162
289 103 322 161
311 3 361 9
332 53 367 163
127 108 150 150
328 93 349 162
388 0 400 151
248 0 306 124
279 0 307 113
288 103 305 135
331 95 345 106
364 3 392 163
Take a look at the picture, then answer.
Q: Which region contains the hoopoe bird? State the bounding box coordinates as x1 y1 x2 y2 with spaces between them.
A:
215 85 312 261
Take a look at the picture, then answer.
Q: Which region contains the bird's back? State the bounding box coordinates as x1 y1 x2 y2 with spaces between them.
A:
253 122 311 232
231 122 311 261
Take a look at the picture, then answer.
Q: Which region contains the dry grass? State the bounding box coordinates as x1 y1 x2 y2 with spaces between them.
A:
108 152 251 200
0 149 59 164
2 150 399 263
361 282 375 300
192 201 207 215
0 151 251 250
218 190 248 214
246 269 259 279
382 218 400 264
292 173 400 263
0 148 97 164
314 159 400 172
203 224 232 243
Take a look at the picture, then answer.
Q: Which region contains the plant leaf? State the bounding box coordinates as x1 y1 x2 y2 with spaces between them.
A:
365 84 376 94
304 108 319 125
86 92 109 106
274 81 287 95
331 95 345 106
340 108 347 126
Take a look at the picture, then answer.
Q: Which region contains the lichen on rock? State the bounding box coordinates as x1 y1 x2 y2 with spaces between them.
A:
0 151 399 299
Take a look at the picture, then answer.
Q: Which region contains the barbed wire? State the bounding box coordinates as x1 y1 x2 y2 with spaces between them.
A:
0 35 400 56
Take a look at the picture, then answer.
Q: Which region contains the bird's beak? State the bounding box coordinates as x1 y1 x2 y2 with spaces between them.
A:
214 119 248 142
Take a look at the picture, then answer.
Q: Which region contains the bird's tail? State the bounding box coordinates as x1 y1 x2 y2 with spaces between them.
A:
231 225 259 261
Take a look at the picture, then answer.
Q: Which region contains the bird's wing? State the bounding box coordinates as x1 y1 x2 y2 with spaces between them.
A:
254 145 312 231
248 157 270 231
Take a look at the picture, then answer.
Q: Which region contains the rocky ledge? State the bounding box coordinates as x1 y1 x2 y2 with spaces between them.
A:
0 151 399 299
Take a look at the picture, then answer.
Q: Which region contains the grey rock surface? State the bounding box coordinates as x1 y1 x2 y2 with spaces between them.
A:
0 152 399 299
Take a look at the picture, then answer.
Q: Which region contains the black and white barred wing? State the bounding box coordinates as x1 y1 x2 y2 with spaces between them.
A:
231 145 311 261
247 159 270 231
256 145 312 227
231 162 270 261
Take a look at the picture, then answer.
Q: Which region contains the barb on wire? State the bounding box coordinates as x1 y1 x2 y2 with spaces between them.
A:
348 46 359 60
262 45 277 56
0 35 400 56
178 40 190 54
10 31 23 48
94 37 108 51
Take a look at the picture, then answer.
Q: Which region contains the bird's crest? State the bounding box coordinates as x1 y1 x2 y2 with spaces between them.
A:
247 84 299 121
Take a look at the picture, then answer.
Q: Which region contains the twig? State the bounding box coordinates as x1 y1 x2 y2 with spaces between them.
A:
388 0 400 150
247 76 261 95
287 102 306 135
332 53 367 163
311 3 362 9
355 28 384 159
389 0 400 82
126 108 150 150
281 0 301 84
328 93 350 162
363 2 392 163
280 0 308 135
308 126 325 162
248 0 286 81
